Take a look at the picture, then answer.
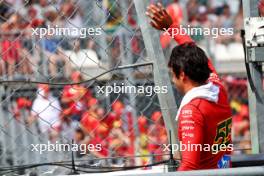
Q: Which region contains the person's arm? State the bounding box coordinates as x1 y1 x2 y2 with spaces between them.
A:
146 3 218 77
146 3 193 45
166 22 194 45
178 104 204 171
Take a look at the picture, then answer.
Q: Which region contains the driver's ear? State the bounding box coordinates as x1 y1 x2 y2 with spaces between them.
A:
179 71 185 81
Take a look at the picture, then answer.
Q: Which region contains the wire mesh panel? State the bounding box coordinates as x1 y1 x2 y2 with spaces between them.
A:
221 76 251 154
0 0 260 175
0 0 173 175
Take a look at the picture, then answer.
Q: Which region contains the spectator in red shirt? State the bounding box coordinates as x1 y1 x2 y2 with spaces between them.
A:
1 14 22 78
61 71 91 121
148 111 167 161
109 128 131 158
80 98 100 134
80 98 111 158
13 97 32 120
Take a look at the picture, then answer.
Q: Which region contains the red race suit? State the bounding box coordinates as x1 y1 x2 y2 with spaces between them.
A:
166 23 232 171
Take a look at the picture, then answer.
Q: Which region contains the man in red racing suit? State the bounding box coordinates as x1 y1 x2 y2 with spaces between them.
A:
146 3 232 171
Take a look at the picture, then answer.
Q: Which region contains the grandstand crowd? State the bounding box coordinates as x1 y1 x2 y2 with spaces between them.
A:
0 0 255 164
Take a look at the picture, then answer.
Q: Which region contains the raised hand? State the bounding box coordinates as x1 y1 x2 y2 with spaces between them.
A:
146 3 173 30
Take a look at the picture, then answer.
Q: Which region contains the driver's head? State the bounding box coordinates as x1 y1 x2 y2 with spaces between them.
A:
168 42 211 94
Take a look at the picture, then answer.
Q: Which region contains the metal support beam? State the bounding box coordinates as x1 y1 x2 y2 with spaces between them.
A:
133 0 179 147
243 0 264 153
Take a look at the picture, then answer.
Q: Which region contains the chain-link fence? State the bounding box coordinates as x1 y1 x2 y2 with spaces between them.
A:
0 0 258 175
157 0 252 156
220 75 251 155
0 0 177 175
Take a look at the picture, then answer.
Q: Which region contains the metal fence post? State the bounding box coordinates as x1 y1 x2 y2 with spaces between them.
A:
133 0 179 148
0 85 6 166
242 0 264 154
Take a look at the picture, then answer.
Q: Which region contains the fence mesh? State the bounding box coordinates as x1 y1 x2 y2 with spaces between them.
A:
0 0 172 175
0 0 252 175
221 76 251 154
